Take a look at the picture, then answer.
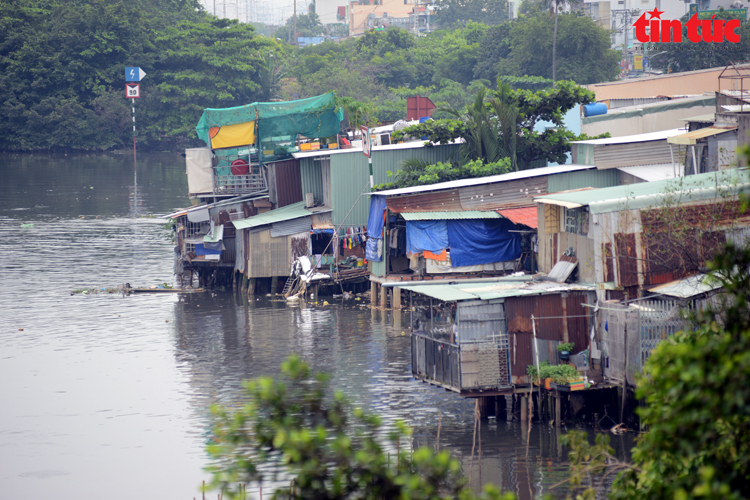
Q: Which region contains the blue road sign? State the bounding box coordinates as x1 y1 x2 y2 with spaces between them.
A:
125 67 147 82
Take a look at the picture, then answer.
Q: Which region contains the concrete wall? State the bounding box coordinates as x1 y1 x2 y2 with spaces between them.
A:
588 65 750 101
350 0 415 35
581 99 715 137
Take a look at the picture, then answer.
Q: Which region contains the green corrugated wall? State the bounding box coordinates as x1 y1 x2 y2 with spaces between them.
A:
371 258 386 277
300 157 323 204
330 144 460 227
547 168 620 193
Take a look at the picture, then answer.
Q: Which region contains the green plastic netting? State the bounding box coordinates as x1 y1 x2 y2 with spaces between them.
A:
195 92 343 153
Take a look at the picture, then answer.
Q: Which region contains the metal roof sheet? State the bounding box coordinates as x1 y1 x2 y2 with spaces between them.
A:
681 113 715 122
534 168 750 214
617 164 678 182
571 128 684 146
647 274 722 298
371 164 595 197
398 278 595 303
496 206 538 228
232 202 329 230
667 126 737 145
400 211 501 220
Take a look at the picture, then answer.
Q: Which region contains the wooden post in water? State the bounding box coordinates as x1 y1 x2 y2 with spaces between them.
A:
247 278 256 296
271 276 279 295
520 395 527 422
506 395 513 421
555 392 561 427
371 281 378 308
380 284 387 309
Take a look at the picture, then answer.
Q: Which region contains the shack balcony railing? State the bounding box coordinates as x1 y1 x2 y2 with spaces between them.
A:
213 167 266 196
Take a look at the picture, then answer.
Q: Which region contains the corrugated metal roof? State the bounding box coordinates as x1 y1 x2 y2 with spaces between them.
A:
496 206 538 228
372 164 595 197
617 164 678 182
682 113 715 122
571 129 684 146
401 211 501 220
547 168 620 192
534 168 750 214
647 274 722 298
270 216 312 237
398 279 595 303
233 201 329 230
667 126 737 145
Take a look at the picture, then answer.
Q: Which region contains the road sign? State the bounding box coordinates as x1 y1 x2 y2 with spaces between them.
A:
125 67 147 82
361 126 371 158
126 83 141 98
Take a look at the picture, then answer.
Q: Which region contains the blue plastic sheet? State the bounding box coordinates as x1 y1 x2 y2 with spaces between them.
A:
406 220 448 254
195 243 222 256
446 219 520 267
367 195 387 238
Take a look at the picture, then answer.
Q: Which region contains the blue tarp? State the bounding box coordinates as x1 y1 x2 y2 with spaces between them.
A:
367 195 387 238
446 219 520 267
195 243 222 256
406 220 449 254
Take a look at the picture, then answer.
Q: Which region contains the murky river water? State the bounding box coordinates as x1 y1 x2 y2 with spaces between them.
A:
0 153 632 499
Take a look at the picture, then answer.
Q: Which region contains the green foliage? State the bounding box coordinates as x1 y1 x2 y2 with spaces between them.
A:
392 81 595 169
650 12 750 73
556 342 574 353
0 0 278 151
433 0 509 28
525 361 580 384
374 158 511 191
494 11 620 84
206 355 518 500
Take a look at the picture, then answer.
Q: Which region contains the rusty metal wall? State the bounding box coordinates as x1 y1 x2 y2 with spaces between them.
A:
267 159 303 208
387 189 464 213
246 228 292 278
458 177 547 210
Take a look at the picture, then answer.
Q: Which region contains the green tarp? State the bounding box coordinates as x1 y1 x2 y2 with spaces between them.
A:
195 92 343 149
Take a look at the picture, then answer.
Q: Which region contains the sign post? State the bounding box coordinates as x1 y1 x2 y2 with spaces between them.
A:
125 67 147 170
361 125 373 188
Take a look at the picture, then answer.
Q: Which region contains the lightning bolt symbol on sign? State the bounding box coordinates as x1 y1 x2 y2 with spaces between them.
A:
130 69 135 77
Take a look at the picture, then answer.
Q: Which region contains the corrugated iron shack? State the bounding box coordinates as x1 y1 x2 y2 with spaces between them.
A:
535 168 750 300
390 277 596 397
365 165 621 309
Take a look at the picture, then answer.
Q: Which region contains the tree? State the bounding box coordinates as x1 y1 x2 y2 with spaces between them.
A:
206 355 517 500
648 11 750 73
540 0 580 84
433 0 509 28
391 80 596 169
494 11 620 85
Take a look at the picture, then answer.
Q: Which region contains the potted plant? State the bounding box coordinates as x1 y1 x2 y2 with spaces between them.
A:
548 364 583 392
557 342 575 362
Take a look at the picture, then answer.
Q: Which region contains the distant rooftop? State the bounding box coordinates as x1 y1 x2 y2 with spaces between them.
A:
371 164 596 197
534 168 750 214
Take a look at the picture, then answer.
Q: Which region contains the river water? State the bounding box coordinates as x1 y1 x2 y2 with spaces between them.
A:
0 152 633 499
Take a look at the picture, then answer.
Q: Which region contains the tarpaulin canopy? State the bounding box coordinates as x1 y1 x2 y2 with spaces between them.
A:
367 195 387 238
446 219 520 267
406 220 448 254
195 92 343 150
209 121 256 149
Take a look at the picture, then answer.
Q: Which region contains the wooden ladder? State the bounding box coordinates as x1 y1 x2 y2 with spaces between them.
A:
281 271 297 297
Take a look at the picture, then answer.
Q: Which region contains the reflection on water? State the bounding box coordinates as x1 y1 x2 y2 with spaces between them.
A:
0 153 632 500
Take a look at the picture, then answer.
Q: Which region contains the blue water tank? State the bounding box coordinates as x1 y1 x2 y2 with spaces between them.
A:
583 102 608 117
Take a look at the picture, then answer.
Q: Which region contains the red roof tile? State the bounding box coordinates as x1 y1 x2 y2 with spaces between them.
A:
496 206 538 229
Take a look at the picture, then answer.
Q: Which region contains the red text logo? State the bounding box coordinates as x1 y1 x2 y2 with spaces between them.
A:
633 8 741 43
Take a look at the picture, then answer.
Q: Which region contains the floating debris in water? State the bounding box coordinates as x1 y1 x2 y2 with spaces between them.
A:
20 223 34 228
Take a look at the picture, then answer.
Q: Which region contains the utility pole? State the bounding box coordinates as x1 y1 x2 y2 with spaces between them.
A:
293 0 298 46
